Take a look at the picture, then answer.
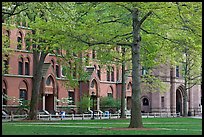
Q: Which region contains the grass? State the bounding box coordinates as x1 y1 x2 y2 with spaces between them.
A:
2 117 202 135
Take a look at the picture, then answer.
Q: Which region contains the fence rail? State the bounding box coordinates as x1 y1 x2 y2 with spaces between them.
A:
2 112 181 122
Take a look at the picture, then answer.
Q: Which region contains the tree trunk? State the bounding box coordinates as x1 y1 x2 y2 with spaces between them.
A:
183 50 188 117
120 47 126 118
128 8 143 128
28 50 47 120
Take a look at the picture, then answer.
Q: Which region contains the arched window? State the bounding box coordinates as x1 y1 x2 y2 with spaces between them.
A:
25 34 31 51
111 67 114 82
107 66 110 81
3 60 9 74
97 65 101 80
161 96 165 108
68 91 75 105
18 57 23 75
51 59 55 70
107 86 113 98
143 98 149 106
127 82 132 90
73 64 76 79
91 80 95 88
56 65 60 78
4 30 10 48
61 66 67 77
17 32 23 50
19 89 27 100
19 81 28 101
25 57 30 75
46 76 52 86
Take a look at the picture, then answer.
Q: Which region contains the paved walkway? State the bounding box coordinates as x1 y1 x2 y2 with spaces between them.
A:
190 116 202 119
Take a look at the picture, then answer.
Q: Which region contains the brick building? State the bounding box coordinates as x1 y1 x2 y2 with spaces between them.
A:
2 22 202 116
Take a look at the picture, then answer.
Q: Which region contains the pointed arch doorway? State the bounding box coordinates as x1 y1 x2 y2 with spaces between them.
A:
44 75 55 113
176 86 184 116
90 79 99 110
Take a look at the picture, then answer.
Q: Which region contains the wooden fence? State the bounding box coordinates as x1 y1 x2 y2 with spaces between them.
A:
2 112 181 122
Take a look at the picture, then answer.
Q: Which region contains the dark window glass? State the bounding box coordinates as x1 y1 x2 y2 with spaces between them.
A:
107 93 113 98
3 60 9 74
111 67 114 82
161 96 165 108
18 61 23 75
91 80 95 88
107 70 110 81
17 37 22 50
127 83 131 90
46 77 51 85
176 66 179 77
19 89 27 100
25 62 29 75
68 91 75 105
56 65 60 78
92 50 96 59
107 67 110 81
61 67 66 77
97 68 101 80
51 60 54 69
143 98 149 106
25 39 30 50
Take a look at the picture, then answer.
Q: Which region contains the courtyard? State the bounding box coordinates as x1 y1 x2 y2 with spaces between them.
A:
2 117 202 135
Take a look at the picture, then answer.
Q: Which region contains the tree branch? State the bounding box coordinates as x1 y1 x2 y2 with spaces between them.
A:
138 11 152 28
2 2 28 18
115 3 132 13
141 28 180 44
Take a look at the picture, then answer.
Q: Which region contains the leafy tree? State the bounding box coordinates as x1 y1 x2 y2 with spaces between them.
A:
100 96 121 112
166 2 202 116
2 2 83 120
76 94 90 113
66 2 201 128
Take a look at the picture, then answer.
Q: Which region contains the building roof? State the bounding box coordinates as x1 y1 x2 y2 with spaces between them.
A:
42 63 54 78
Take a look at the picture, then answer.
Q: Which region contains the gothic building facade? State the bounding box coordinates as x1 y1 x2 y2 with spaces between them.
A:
2 22 202 116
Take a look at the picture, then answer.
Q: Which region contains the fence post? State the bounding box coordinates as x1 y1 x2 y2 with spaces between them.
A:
10 111 13 121
49 114 51 121
100 113 102 119
109 113 111 119
72 114 74 120
82 114 84 120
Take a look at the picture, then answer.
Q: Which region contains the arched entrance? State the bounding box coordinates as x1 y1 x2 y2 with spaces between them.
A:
141 97 150 113
176 86 184 115
126 96 131 110
18 80 29 114
44 75 55 113
90 79 99 110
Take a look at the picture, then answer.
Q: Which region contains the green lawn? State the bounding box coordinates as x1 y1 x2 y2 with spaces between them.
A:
2 117 202 135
